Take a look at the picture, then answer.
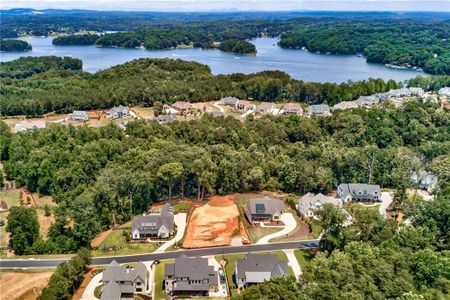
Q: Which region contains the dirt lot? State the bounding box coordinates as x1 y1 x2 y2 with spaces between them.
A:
183 195 249 248
0 270 53 300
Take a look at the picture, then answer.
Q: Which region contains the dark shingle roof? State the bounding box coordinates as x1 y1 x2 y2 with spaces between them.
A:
236 254 289 281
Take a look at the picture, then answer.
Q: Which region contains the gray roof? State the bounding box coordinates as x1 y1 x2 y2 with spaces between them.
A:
308 104 331 115
103 260 147 284
15 120 47 132
245 197 284 223
101 280 122 300
71 110 88 118
337 183 381 200
220 96 239 106
132 204 174 235
298 193 343 216
108 105 129 114
165 255 218 291
236 254 289 282
154 114 177 124
256 102 275 112
356 96 379 106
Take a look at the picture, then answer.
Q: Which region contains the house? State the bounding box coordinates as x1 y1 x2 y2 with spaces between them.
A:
220 96 240 107
244 197 284 224
154 114 177 124
337 183 381 202
172 101 192 112
131 204 174 239
162 104 179 115
409 87 425 97
164 254 219 296
69 110 89 122
297 193 343 218
14 120 46 132
411 171 438 193
356 95 379 107
281 103 303 115
439 87 450 98
236 100 256 111
307 104 331 117
235 254 289 288
101 260 147 300
255 102 275 114
332 101 359 111
107 105 130 119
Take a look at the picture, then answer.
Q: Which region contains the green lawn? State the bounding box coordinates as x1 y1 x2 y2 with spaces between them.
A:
92 229 158 257
173 202 190 213
294 249 315 270
0 189 21 208
155 260 174 300
345 203 380 216
310 220 323 237
248 227 281 243
94 284 103 299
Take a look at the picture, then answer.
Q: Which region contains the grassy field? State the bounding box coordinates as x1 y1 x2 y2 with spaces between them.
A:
92 229 158 257
345 203 380 216
173 202 190 213
155 259 174 300
294 249 315 270
132 107 155 119
310 220 323 237
0 190 21 252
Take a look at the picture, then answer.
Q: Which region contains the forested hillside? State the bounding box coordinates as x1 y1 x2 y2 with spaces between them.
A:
278 20 450 75
0 56 403 116
0 39 32 52
1 100 449 254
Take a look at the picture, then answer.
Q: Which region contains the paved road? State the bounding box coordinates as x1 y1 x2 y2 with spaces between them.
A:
0 240 319 269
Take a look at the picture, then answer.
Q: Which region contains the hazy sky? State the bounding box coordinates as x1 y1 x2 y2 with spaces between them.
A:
1 0 449 12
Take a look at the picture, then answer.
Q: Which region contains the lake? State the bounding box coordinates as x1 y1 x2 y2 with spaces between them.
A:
0 37 424 83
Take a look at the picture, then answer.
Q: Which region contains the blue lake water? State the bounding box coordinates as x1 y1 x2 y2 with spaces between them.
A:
0 37 424 83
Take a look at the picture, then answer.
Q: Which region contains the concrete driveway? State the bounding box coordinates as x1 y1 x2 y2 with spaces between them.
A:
154 213 187 253
213 102 225 113
81 273 102 300
283 249 302 280
256 213 297 244
379 192 393 217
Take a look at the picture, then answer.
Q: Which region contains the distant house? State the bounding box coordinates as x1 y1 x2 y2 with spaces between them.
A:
164 254 219 296
439 87 450 98
356 95 379 107
332 101 359 111
14 120 46 132
307 104 331 117
337 183 381 202
235 254 289 288
69 110 89 122
409 87 425 97
172 101 192 112
101 260 147 300
107 105 130 119
297 193 343 218
411 171 438 193
220 96 240 107
255 102 275 114
236 100 256 111
116 121 129 130
244 197 284 224
281 103 303 116
131 204 174 239
154 114 177 124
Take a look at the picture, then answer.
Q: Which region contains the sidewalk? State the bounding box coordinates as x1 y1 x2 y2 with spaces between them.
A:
283 249 302 280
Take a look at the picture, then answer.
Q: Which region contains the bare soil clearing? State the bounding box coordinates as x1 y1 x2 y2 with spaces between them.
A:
183 195 249 248
0 271 53 300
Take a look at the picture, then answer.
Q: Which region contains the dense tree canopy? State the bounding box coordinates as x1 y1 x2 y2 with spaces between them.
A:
0 39 32 52
218 39 256 54
278 20 450 75
1 97 449 255
52 34 99 46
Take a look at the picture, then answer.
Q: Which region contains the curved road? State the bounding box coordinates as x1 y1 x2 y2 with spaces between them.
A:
0 239 319 268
